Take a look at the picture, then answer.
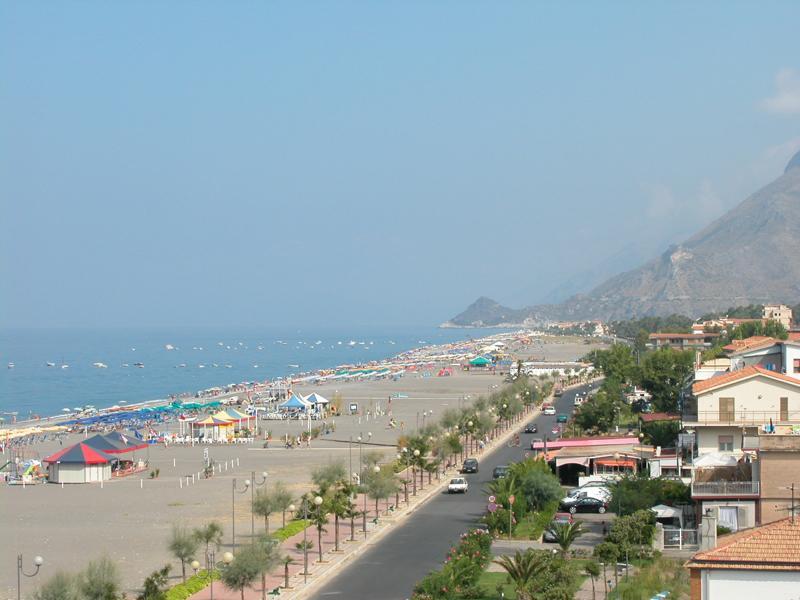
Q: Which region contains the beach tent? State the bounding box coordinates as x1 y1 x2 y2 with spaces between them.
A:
102 431 148 452
44 442 114 483
469 356 493 367
83 434 127 455
278 395 311 411
304 393 330 406
218 408 256 431
191 415 234 441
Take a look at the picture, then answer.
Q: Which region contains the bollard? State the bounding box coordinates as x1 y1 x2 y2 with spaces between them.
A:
237 457 240 466
225 462 228 472
173 458 176 467
192 474 195 484
61 482 64 489
100 480 103 489
180 478 183 489
140 479 143 489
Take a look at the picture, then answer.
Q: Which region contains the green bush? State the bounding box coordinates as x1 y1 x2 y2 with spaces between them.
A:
411 529 493 599
164 570 219 600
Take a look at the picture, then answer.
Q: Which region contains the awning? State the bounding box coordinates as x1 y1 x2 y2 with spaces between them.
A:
556 457 590 468
595 458 636 468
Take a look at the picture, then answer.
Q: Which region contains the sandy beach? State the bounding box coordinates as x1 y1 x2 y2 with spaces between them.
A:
0 335 606 596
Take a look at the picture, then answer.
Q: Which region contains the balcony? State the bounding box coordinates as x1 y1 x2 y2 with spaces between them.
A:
682 410 800 426
691 480 760 497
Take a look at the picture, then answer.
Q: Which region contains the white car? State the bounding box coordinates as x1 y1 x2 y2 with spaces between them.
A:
543 405 556 415
448 477 469 494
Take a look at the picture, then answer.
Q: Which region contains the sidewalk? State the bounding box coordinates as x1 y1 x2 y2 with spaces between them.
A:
189 401 541 599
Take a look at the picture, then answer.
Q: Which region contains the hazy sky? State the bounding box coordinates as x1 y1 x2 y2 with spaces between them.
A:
3 1 800 329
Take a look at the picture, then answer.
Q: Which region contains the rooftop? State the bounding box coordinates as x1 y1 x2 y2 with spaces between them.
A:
722 336 776 353
649 332 721 340
692 365 800 394
687 518 800 571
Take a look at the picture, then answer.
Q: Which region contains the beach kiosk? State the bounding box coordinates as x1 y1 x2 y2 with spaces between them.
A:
192 415 235 441
278 394 311 415
468 355 493 369
44 442 114 484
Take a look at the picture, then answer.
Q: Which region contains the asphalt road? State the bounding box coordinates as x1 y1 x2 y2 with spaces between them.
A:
308 383 593 600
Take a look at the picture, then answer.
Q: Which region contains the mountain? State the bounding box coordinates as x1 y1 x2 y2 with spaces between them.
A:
446 150 800 326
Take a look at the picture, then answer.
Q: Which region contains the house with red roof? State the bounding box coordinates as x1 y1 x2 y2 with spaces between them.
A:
684 365 800 529
686 517 800 599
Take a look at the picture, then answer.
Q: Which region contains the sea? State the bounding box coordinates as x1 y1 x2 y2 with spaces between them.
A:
0 326 488 420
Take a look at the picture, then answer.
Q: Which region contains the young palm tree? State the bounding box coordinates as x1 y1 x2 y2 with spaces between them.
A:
168 524 200 583
550 521 584 557
251 535 282 600
365 469 399 519
493 549 546 600
328 486 354 551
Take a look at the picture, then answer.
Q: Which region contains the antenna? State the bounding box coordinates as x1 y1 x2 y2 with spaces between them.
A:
778 483 797 524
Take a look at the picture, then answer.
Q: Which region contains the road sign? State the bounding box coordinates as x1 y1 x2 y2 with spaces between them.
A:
509 494 515 505
488 495 496 503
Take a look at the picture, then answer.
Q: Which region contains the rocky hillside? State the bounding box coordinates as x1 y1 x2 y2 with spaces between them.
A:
446 149 800 326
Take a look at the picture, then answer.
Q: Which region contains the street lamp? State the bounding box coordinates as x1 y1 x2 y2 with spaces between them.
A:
17 554 43 600
190 560 200 575
250 471 269 537
399 448 410 503
467 420 474 454
231 478 250 551
413 449 420 495
357 435 363 480
313 495 324 562
372 464 381 521
290 501 309 584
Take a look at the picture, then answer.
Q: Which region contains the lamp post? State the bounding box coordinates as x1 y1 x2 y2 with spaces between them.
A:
17 554 43 600
400 448 409 503
191 560 200 576
357 435 363 481
231 478 250 551
467 420 474 455
250 470 268 537
413 449 420 495
637 433 645 474
313 495 324 562
502 404 508 429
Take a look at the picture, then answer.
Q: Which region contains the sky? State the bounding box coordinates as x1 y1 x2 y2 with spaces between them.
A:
2 1 800 329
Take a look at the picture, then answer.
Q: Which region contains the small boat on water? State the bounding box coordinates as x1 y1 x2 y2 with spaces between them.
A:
288 364 299 368
46 362 56 367
60 364 69 369
93 362 108 368
134 362 144 368
7 362 14 368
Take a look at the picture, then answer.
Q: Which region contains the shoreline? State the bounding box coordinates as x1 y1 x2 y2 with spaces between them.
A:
1 328 531 434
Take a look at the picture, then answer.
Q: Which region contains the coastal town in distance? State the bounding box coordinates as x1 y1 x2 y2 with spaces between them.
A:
4 3 800 600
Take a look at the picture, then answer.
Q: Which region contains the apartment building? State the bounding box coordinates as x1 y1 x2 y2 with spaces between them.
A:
648 332 720 351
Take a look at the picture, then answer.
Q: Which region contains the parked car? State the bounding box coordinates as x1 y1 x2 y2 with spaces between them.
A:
461 458 479 473
448 477 469 494
542 512 574 542
542 405 556 415
566 486 611 502
492 465 509 480
524 422 538 434
556 414 568 423
559 496 608 514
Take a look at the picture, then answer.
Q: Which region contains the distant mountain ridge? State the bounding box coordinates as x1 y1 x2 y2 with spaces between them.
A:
446 149 800 327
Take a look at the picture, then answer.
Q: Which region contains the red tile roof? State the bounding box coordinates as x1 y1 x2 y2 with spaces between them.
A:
692 365 800 394
687 518 800 571
639 412 681 423
649 332 720 340
722 336 776 353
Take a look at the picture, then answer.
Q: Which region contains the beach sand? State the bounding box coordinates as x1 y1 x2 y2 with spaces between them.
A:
0 337 605 595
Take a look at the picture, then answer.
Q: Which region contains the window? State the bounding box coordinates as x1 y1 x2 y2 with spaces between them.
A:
718 435 734 452
794 359 800 374
719 397 735 422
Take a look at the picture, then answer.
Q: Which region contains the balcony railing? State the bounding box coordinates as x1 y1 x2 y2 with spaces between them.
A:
691 481 760 497
682 410 800 425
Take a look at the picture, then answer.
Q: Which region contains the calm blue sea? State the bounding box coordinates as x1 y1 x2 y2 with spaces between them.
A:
0 326 484 419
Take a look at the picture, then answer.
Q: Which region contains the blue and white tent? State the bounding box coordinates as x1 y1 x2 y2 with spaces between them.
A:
303 393 330 405
279 394 312 411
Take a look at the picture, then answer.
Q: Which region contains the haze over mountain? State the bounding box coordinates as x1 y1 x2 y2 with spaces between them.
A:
447 150 800 327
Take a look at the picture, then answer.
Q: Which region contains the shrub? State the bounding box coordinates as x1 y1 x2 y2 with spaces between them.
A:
164 570 219 600
273 519 310 542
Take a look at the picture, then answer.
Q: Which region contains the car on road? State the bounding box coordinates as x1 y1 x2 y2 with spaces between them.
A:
551 425 561 436
492 465 509 480
542 512 574 542
461 458 479 473
448 477 469 494
524 422 538 433
542 404 556 415
559 496 608 514
556 414 568 423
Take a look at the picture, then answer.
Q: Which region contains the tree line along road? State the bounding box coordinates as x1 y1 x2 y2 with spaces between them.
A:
307 384 592 600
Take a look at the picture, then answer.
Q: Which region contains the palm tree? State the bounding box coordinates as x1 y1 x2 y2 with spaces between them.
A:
252 489 275 534
281 555 294 590
168 524 200 583
78 556 123 600
550 521 584 557
584 561 600 600
493 550 546 600
328 486 354 551
365 469 398 519
193 521 223 569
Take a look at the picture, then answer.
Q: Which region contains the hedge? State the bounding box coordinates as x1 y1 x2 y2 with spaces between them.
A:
272 518 310 542
165 569 219 600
